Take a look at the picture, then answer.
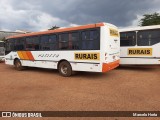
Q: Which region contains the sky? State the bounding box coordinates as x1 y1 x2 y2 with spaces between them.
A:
0 0 160 31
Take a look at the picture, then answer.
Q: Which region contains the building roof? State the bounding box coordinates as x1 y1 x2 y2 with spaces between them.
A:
0 31 25 40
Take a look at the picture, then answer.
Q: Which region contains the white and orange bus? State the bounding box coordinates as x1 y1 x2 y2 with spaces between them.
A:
120 25 160 65
5 22 120 76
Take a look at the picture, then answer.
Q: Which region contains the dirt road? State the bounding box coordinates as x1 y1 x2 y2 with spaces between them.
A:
0 63 159 119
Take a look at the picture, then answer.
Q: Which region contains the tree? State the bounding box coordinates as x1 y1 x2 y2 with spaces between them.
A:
48 25 60 30
139 12 160 26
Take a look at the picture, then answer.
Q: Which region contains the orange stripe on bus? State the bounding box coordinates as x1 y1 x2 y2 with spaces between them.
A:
26 51 35 61
21 51 29 60
17 51 25 59
102 60 120 72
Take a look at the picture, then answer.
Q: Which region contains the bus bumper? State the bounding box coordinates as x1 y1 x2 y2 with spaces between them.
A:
102 60 120 72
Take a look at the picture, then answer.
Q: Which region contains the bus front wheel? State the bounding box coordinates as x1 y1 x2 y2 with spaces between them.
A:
58 61 72 77
14 59 24 71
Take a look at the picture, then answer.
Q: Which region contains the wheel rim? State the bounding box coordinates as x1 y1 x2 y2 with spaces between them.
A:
61 65 68 75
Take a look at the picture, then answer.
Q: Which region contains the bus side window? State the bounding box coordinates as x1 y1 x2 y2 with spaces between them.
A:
14 38 25 51
49 35 58 50
26 37 33 50
81 30 100 50
6 39 15 51
34 37 40 50
149 29 160 45
82 31 89 49
138 29 160 46
69 32 80 50
59 33 69 50
26 37 40 50
137 31 150 46
40 34 58 50
10 39 15 51
120 32 136 46
40 35 49 50
90 30 100 50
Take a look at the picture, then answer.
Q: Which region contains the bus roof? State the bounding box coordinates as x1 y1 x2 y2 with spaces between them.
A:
7 22 105 39
119 25 160 32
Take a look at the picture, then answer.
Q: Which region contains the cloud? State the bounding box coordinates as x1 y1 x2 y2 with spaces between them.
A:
27 12 69 31
0 0 160 31
0 0 70 31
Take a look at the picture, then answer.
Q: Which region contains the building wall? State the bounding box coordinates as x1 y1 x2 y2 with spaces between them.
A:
0 31 24 41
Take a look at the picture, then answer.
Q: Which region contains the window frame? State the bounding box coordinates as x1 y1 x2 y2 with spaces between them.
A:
58 32 70 50
14 37 25 51
80 28 100 50
25 36 40 51
120 31 136 47
68 31 81 50
5 38 15 52
137 29 160 46
40 34 58 50
5 27 101 51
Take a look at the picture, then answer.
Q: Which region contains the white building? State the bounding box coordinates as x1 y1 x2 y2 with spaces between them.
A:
0 30 30 41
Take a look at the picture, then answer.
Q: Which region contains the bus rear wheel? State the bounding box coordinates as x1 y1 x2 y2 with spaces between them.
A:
14 59 24 71
58 61 72 77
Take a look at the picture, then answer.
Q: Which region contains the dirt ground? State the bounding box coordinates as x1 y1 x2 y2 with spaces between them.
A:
0 63 159 120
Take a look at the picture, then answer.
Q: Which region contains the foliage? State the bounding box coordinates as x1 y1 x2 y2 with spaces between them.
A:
139 12 160 26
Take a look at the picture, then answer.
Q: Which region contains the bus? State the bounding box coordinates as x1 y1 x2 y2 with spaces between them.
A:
120 25 160 65
5 22 120 77
0 41 5 62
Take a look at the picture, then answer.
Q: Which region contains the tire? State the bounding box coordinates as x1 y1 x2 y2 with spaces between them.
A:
58 61 72 77
14 59 24 71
